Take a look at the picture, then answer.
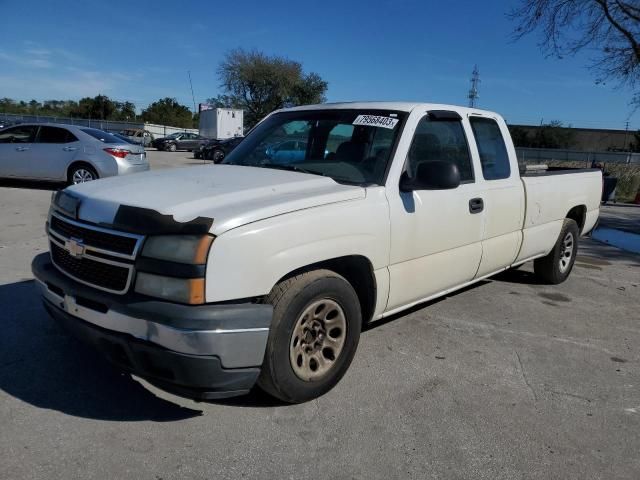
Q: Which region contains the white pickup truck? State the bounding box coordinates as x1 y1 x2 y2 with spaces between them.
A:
32 102 602 403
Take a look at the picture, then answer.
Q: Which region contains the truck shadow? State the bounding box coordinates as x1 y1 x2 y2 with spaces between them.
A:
0 280 202 421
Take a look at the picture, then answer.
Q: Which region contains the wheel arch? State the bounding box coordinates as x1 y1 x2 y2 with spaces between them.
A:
565 204 587 233
272 255 377 325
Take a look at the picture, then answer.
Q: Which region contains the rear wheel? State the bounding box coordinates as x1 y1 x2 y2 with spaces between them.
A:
68 164 98 185
534 218 579 284
258 270 361 403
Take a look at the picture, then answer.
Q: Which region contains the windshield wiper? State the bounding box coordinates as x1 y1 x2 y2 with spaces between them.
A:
259 163 326 177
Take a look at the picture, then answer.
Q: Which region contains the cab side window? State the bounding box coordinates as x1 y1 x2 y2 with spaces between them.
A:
469 117 511 180
407 115 473 182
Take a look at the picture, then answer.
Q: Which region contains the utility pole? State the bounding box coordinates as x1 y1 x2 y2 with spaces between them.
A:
468 65 480 108
624 120 630 152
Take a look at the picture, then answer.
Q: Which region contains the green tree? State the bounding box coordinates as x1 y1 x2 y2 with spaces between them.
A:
70 95 116 120
112 101 136 121
217 48 328 127
141 97 194 128
510 1 640 105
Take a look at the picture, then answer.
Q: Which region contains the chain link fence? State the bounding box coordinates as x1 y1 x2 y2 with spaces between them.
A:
516 147 640 165
0 112 198 137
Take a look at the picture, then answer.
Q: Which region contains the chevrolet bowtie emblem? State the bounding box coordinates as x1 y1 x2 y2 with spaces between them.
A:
65 238 85 258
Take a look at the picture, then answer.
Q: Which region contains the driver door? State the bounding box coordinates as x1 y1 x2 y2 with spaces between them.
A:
386 111 484 312
0 125 38 178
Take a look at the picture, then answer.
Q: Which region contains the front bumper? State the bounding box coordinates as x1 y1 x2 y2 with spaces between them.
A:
32 253 272 399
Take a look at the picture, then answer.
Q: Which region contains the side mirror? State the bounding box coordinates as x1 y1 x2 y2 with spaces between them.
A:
400 160 461 191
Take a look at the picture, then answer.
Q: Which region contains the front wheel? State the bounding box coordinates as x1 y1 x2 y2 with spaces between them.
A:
167 143 177 152
534 218 579 284
258 270 361 403
212 149 225 163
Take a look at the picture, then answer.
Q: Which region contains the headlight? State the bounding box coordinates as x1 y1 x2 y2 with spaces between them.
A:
135 272 205 304
141 235 213 264
134 235 213 304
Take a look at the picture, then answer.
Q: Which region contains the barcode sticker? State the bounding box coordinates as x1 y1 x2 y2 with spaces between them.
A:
352 115 399 129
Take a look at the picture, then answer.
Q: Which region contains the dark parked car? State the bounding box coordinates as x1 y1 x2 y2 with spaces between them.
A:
152 132 208 152
195 136 244 162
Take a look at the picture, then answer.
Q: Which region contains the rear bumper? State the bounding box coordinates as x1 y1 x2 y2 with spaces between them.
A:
116 161 150 176
32 253 272 399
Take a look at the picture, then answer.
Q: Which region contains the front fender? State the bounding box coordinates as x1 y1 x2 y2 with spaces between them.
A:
205 188 390 302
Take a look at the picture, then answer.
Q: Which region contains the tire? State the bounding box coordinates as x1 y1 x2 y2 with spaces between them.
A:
212 149 225 163
534 218 579 284
167 143 177 152
258 269 362 403
68 164 98 185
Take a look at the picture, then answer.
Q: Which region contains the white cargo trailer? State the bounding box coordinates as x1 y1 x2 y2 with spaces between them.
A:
199 108 244 139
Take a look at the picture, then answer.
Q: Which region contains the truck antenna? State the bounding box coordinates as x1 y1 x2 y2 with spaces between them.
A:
468 65 480 108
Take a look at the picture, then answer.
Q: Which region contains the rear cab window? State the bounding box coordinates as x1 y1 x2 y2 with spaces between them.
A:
469 117 511 180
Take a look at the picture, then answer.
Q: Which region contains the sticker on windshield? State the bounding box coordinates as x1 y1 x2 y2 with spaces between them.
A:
352 115 399 129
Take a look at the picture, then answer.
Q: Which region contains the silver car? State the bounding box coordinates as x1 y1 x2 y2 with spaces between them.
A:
0 123 149 185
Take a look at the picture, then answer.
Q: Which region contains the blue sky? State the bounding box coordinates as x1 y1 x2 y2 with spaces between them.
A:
0 0 637 129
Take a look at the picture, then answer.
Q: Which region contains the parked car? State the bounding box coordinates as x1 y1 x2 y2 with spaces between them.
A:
112 132 139 145
0 123 148 185
265 140 308 163
119 128 154 147
195 136 244 162
32 102 601 404
152 132 208 152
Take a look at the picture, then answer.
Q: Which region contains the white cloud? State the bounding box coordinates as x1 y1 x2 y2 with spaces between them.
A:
0 43 142 102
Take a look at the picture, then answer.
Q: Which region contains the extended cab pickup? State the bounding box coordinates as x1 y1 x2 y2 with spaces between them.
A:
32 102 602 403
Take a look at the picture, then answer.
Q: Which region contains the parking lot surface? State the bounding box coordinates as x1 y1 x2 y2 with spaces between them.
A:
1 150 639 479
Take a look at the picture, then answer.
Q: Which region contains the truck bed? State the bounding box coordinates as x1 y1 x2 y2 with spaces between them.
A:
514 167 602 263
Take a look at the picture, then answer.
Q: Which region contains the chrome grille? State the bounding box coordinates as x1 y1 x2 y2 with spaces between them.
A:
48 212 144 294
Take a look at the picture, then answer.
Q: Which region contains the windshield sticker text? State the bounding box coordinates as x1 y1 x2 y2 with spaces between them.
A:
352 115 399 129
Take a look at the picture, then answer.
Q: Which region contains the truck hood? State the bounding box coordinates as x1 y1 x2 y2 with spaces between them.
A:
67 164 365 235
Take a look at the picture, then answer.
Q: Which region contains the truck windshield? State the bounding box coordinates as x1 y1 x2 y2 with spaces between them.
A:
222 109 407 185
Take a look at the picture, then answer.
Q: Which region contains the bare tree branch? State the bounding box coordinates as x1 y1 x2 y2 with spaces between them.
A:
509 0 640 105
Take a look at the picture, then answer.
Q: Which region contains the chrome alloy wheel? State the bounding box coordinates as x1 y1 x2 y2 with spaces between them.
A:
559 232 575 273
289 299 347 381
72 168 95 184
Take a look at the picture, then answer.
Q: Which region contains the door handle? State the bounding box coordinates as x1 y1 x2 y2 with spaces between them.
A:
63 147 78 151
469 197 484 214
15 146 29 151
